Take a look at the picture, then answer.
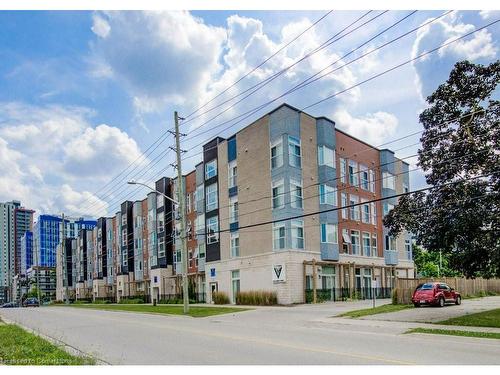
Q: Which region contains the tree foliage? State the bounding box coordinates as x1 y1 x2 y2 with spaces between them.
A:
384 60 500 278
413 245 461 278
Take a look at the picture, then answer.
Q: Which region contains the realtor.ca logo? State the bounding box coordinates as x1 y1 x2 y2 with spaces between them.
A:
272 264 286 282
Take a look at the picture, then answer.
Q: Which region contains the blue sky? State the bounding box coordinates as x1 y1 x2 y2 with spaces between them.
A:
0 10 498 218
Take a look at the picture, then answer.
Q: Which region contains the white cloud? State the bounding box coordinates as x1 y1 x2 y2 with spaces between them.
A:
91 14 111 38
411 14 498 100
0 102 143 217
334 109 399 146
64 124 143 177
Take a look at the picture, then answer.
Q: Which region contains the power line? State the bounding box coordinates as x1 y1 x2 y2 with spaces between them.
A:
184 10 334 120
208 170 500 236
181 10 386 126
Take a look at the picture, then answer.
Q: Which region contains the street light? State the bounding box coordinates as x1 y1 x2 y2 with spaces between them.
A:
127 180 180 206
127 180 189 312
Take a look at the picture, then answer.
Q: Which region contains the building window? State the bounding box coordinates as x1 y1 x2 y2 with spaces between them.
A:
230 233 240 258
318 145 335 168
206 216 219 244
288 136 301 168
270 139 283 169
349 195 360 221
273 223 286 250
382 172 395 190
156 213 164 233
383 203 395 216
372 234 378 257
290 179 303 209
228 162 237 188
360 165 369 190
158 236 165 258
385 235 396 251
205 159 217 180
205 183 218 212
272 180 285 209
362 232 371 256
348 160 358 186
405 239 412 260
341 193 348 219
369 170 375 192
362 201 370 224
403 183 409 193
319 184 336 206
291 220 304 249
371 202 377 225
351 230 360 255
196 185 204 209
340 158 347 183
231 270 240 304
121 229 127 246
320 223 338 244
229 197 238 223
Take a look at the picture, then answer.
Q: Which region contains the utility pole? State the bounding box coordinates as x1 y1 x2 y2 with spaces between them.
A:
174 111 189 314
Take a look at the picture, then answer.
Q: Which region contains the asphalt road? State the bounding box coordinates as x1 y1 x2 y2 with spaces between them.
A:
1 300 499 365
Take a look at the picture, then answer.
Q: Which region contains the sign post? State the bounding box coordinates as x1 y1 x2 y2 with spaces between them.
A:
371 280 377 308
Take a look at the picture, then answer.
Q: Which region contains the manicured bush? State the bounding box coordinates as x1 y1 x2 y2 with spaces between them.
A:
236 290 278 306
118 297 144 304
391 288 398 305
212 291 230 305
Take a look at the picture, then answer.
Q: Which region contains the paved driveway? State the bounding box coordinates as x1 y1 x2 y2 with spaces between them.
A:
361 296 500 323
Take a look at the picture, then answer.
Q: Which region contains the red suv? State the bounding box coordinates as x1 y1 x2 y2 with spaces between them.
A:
412 282 461 307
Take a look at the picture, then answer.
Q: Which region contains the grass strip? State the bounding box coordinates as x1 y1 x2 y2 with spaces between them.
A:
0 320 94 365
437 308 500 328
406 327 500 340
63 303 250 317
336 303 412 318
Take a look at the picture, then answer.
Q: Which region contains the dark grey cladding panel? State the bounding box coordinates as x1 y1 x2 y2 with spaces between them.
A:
320 244 339 261
203 137 224 162
269 105 300 142
196 163 204 186
379 149 396 174
316 118 336 148
317 165 336 185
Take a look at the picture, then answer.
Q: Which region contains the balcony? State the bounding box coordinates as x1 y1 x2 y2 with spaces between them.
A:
384 250 398 265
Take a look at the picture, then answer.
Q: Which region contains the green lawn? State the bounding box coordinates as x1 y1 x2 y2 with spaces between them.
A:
0 320 94 365
437 308 500 328
406 327 500 340
336 303 412 318
64 303 250 317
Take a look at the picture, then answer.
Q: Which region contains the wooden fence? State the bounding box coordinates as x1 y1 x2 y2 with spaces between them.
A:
394 277 500 304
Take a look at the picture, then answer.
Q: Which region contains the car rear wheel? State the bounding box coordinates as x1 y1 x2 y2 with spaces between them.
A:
455 296 461 305
413 302 420 308
438 296 445 307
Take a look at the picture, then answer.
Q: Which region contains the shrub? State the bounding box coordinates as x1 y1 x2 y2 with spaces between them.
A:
93 299 111 304
236 290 278 306
212 291 230 305
391 288 398 305
119 297 144 304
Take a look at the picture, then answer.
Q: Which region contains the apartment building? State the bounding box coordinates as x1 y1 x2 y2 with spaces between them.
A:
0 200 19 303
14 207 34 276
196 104 414 304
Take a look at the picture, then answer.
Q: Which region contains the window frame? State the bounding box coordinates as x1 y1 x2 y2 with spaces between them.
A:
205 159 218 180
290 179 303 209
270 139 283 169
288 136 302 168
205 183 218 212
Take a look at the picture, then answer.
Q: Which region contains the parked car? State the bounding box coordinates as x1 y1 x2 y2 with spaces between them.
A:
412 282 461 307
23 297 40 307
1 301 19 308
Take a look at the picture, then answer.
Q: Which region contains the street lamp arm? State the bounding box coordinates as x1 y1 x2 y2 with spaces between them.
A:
127 180 180 206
